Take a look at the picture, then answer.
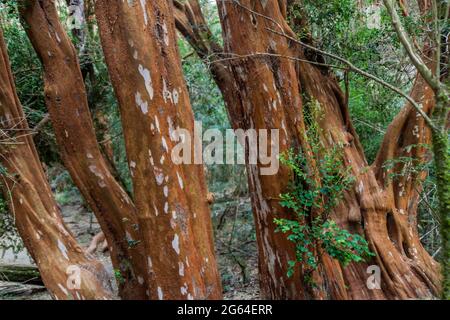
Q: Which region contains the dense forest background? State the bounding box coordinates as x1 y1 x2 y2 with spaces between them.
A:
0 0 447 300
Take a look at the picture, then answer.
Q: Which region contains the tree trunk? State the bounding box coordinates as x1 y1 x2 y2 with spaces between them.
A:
19 0 148 299
0 26 112 300
177 0 440 299
431 97 450 299
94 0 222 299
65 0 118 178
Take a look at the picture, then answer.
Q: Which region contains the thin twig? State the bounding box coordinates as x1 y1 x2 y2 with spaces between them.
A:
267 27 438 131
208 52 346 70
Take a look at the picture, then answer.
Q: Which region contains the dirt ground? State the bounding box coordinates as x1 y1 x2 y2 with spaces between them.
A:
0 195 260 300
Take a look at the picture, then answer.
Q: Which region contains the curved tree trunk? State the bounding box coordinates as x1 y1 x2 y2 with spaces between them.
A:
19 0 148 299
94 0 222 299
0 26 112 300
221 0 440 299
176 0 440 299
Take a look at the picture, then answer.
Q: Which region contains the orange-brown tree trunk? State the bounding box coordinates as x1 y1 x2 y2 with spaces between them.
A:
221 0 440 300
0 26 112 300
19 0 148 299
94 0 222 299
176 0 440 299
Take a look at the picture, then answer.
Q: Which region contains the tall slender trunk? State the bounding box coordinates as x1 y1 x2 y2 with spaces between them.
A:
431 95 450 299
0 26 112 300
19 0 148 299
94 0 222 299
65 0 124 190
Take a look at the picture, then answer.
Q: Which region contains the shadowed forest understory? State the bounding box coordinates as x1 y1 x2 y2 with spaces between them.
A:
0 0 448 301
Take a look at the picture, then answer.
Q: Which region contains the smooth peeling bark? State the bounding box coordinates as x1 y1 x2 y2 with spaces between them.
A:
215 0 314 299
373 0 443 295
178 0 441 300
373 73 441 296
210 0 439 299
0 27 112 300
177 0 314 299
94 0 222 299
65 0 121 184
66 0 123 188
177 0 342 299
293 1 441 295
297 56 440 299
19 0 148 299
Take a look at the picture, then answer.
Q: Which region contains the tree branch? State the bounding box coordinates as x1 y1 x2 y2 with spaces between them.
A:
267 27 438 131
383 0 440 91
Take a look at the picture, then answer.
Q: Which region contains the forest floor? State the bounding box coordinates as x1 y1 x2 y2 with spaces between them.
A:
0 193 260 300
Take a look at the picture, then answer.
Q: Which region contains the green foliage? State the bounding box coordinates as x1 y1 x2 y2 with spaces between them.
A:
114 269 125 284
127 239 141 248
295 0 422 162
275 102 373 278
316 219 373 266
1 4 60 163
274 151 374 276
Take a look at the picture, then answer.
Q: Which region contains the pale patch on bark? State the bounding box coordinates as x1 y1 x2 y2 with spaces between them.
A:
135 91 148 114
138 64 154 100
172 234 180 254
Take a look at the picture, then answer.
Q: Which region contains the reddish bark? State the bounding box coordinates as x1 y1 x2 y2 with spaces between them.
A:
0 26 112 300
94 0 222 299
3 0 439 301
176 0 440 299
19 0 148 299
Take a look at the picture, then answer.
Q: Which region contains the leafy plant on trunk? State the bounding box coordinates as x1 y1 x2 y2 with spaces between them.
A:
275 101 374 282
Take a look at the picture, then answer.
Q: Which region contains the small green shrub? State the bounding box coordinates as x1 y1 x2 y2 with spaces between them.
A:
275 102 374 279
